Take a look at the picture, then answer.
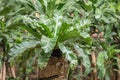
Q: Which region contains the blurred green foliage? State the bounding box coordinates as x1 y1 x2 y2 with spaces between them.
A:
0 0 120 80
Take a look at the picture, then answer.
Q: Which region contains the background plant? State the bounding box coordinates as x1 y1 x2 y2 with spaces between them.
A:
0 0 120 80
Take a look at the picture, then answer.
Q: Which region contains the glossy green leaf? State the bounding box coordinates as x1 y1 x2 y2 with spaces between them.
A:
59 30 80 42
59 43 78 69
9 41 40 61
36 49 51 68
74 44 91 75
41 35 57 53
97 51 106 80
38 23 52 37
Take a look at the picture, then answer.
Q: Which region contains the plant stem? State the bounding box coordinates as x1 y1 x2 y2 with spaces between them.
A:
91 51 97 80
1 61 6 80
117 54 120 80
10 65 16 78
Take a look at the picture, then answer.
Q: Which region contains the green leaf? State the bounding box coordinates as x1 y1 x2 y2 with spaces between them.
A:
32 0 44 14
22 25 41 39
8 77 17 80
58 22 71 36
41 35 57 53
37 49 51 68
97 51 105 67
9 41 40 61
38 23 52 37
83 37 93 46
57 22 71 41
59 43 78 69
59 30 80 42
60 0 75 12
80 32 90 38
74 44 91 75
97 51 106 80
